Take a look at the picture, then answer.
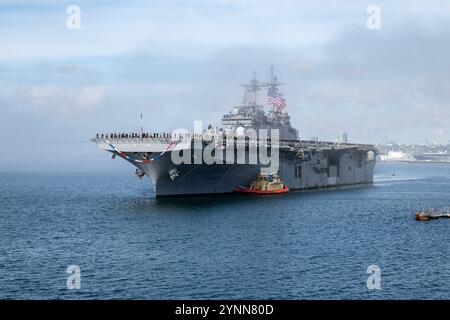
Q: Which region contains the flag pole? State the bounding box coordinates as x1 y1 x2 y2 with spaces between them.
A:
140 112 143 139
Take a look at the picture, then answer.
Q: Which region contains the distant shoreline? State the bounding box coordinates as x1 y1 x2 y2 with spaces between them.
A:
378 160 450 164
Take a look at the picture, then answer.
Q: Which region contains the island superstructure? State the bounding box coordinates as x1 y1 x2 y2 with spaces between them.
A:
93 68 377 197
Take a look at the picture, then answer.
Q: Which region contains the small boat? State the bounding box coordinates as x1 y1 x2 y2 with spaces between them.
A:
415 212 435 221
415 208 450 221
235 173 289 194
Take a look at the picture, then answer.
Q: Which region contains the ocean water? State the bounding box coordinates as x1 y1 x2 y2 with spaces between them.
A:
0 162 449 300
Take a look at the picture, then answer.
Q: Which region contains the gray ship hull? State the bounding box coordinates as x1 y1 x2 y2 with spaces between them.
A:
131 147 376 197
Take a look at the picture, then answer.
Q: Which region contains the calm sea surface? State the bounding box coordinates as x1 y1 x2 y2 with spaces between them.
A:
0 162 449 299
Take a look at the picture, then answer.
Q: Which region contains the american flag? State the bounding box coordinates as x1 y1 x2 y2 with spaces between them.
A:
267 86 286 112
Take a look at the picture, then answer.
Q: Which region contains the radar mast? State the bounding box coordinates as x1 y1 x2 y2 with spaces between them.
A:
266 65 284 88
240 71 265 106
239 66 285 108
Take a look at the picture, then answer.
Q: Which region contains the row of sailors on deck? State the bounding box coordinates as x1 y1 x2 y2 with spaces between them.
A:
97 132 175 139
95 133 340 147
97 132 231 140
96 132 279 142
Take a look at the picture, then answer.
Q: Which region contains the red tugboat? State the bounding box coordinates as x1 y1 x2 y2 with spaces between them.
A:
235 172 289 194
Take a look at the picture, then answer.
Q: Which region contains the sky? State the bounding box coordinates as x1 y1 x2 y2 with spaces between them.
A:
0 0 449 172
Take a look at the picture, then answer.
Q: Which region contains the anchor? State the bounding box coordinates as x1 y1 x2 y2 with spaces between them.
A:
168 168 180 181
134 169 145 179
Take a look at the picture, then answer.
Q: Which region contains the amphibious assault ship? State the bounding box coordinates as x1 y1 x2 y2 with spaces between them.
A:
93 68 377 197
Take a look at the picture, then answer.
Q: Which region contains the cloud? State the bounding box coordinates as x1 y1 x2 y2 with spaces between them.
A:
15 85 108 115
286 18 450 143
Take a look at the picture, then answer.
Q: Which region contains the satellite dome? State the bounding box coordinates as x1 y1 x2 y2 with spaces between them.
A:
235 127 245 137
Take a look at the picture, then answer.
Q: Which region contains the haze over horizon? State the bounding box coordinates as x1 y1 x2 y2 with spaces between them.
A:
0 0 449 172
